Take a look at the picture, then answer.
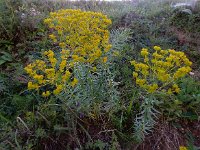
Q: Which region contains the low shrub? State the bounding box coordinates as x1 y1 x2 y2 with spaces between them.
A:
130 46 193 141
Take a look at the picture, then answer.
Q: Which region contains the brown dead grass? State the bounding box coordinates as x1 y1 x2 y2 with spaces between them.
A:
135 121 187 150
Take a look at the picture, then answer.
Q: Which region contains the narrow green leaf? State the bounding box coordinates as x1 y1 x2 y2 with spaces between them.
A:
1 52 12 61
0 59 6 65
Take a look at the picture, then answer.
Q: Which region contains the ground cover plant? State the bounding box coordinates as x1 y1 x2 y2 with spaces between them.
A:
0 0 200 149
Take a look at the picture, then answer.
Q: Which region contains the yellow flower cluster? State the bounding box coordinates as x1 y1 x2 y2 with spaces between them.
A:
44 9 112 64
25 9 113 97
130 46 192 94
25 49 78 97
179 146 188 150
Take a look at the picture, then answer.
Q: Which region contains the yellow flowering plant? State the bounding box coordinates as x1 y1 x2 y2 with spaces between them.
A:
44 9 112 64
132 46 193 141
25 9 112 97
24 49 76 97
130 46 192 94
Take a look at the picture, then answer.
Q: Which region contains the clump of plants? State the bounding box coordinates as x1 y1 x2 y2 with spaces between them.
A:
131 46 192 94
1 2 200 149
170 11 200 33
130 46 193 141
16 9 120 149
25 9 112 96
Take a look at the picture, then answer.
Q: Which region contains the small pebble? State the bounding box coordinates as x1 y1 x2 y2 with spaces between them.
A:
189 72 195 75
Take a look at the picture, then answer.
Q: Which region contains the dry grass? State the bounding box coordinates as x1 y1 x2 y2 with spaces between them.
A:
134 121 187 150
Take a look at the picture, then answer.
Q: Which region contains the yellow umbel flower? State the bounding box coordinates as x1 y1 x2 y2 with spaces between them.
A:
172 84 181 93
141 48 149 56
179 146 187 150
28 82 39 90
102 57 108 63
59 42 66 49
153 46 161 51
133 72 138 78
42 91 51 97
71 78 79 87
49 34 57 42
130 46 192 94
53 85 63 95
147 84 158 93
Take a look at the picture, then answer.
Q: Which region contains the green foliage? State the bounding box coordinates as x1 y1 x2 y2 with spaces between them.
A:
134 96 159 142
11 95 34 112
86 139 107 150
58 62 120 117
0 0 22 40
170 11 200 33
109 28 136 97
0 51 13 65
151 77 200 120
0 0 200 149
177 77 200 115
110 28 132 51
133 0 173 19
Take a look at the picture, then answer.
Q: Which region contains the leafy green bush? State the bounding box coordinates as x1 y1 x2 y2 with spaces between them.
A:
0 0 22 40
170 11 200 33
153 76 200 120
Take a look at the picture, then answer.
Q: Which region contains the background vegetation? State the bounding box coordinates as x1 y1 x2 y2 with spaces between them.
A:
0 0 200 149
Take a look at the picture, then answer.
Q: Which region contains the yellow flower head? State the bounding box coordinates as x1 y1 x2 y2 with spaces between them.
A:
103 57 108 63
153 46 161 51
179 146 187 150
141 48 149 56
133 72 138 78
71 78 79 87
42 91 51 97
59 42 66 49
